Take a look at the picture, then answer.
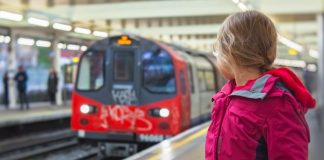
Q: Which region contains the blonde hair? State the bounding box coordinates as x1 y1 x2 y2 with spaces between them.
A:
214 10 277 72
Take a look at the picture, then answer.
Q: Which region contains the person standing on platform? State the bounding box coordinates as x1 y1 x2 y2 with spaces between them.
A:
205 11 315 160
47 69 58 105
2 71 9 109
14 66 29 110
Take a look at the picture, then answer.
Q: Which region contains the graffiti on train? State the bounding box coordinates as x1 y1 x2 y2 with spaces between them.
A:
112 86 137 105
100 105 152 132
100 105 109 129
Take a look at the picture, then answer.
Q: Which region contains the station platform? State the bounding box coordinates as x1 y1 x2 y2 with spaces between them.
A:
127 108 324 160
0 102 71 128
126 122 209 160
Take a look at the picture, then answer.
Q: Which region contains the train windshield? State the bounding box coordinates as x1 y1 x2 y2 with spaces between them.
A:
77 50 105 90
113 51 134 81
142 50 175 93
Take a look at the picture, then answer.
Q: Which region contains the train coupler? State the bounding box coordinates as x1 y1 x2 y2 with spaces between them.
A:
98 142 137 158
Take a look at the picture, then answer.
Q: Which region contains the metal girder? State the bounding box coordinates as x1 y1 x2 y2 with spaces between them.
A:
277 21 317 35
36 0 238 20
255 0 322 14
113 21 316 37
122 24 221 36
32 0 323 21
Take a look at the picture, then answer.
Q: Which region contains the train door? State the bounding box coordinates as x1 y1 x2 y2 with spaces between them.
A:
193 56 215 120
108 47 139 106
187 63 201 125
104 46 141 132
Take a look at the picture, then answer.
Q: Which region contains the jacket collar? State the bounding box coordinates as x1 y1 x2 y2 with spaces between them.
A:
227 74 279 100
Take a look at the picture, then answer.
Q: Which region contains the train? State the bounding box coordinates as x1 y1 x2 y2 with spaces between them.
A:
71 35 225 157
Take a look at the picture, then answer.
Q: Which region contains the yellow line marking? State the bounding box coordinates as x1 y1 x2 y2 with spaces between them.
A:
147 127 208 160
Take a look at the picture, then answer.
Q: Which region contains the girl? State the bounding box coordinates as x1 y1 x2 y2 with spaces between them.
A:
205 11 316 160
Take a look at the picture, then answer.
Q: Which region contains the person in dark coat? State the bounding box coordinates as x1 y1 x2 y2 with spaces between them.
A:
2 71 9 109
14 66 29 110
47 69 58 105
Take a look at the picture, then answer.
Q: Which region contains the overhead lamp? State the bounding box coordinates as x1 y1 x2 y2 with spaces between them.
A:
0 36 5 43
274 59 306 68
36 40 51 47
0 11 23 21
278 35 304 52
57 43 66 49
53 23 72 31
5 36 10 43
18 38 35 46
74 27 91 35
80 46 87 51
237 2 249 11
307 64 317 72
93 31 108 38
0 35 10 43
309 49 319 59
28 17 49 27
232 0 240 4
67 44 80 50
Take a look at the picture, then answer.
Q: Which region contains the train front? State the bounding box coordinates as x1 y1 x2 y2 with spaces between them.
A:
71 35 190 157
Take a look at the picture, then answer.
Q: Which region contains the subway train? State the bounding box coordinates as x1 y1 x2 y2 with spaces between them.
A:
71 35 224 157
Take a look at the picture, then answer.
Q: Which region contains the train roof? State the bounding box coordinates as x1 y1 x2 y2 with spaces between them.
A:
88 34 215 58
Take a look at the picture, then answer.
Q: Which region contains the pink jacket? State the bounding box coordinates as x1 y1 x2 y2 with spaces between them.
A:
205 68 316 160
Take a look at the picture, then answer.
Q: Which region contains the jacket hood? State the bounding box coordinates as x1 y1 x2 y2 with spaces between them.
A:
266 68 316 108
216 68 316 109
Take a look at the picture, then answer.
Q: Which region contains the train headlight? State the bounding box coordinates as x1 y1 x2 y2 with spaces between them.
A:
159 108 170 118
149 108 170 118
80 104 96 114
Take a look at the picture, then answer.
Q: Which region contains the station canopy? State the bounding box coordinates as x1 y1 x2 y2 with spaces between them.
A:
0 0 322 62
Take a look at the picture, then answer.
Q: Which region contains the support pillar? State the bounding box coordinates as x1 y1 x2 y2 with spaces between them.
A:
52 38 63 106
8 30 16 109
318 14 324 108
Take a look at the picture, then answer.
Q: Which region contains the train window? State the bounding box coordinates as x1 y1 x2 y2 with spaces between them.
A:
113 51 134 81
204 71 215 91
180 70 186 94
77 51 104 90
142 49 176 94
187 64 195 93
193 56 213 70
198 70 207 92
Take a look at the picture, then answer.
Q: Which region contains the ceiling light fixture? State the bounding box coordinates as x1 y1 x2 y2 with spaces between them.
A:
0 11 23 21
28 17 49 27
80 46 88 51
18 38 35 46
67 44 80 50
36 40 51 47
93 31 108 37
277 35 304 52
74 27 91 35
57 43 67 49
53 23 72 31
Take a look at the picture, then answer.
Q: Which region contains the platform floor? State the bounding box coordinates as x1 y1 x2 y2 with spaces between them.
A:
126 122 209 160
0 102 71 128
127 108 324 160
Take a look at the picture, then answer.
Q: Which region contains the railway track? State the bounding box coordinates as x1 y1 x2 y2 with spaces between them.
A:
0 129 84 160
0 127 140 160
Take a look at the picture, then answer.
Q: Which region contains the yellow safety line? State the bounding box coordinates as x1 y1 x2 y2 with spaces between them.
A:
147 126 208 160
